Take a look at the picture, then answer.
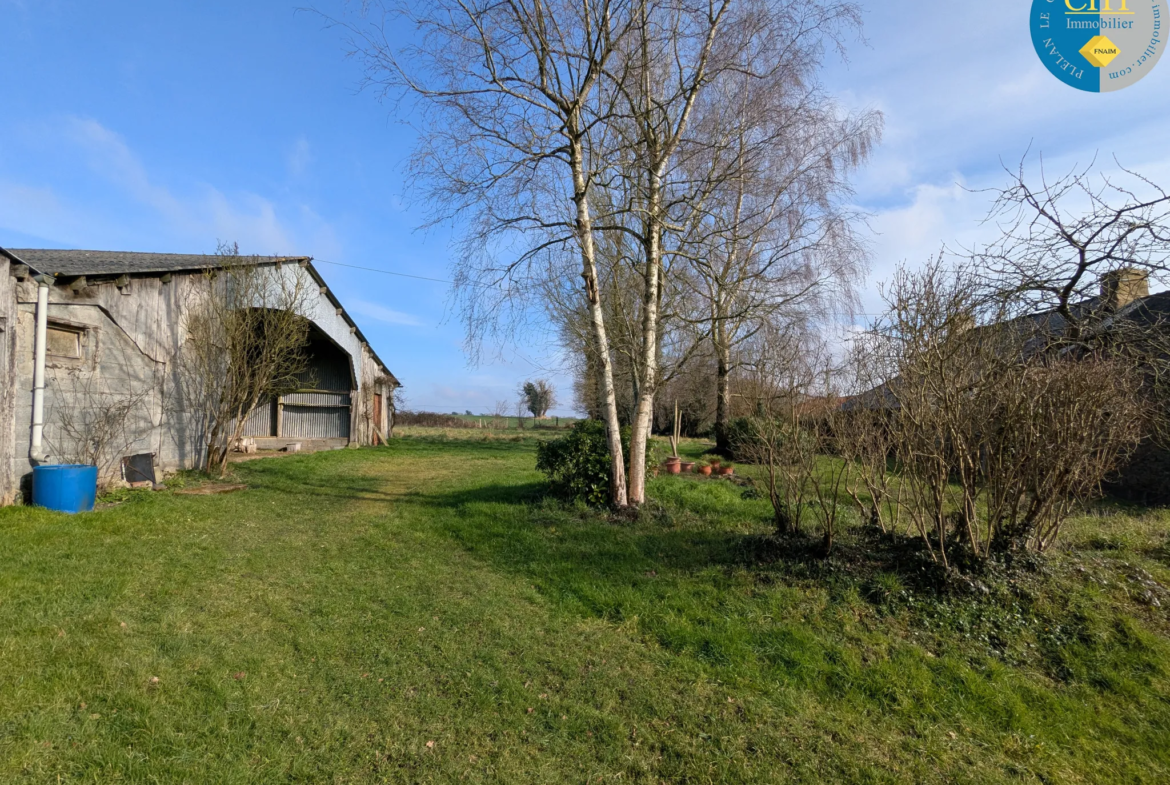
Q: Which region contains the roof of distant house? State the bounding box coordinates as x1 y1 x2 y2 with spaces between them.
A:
841 283 1170 412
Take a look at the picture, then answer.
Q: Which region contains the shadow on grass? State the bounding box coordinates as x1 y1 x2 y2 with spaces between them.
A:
231 459 407 504
423 481 549 508
420 482 733 585
421 479 930 602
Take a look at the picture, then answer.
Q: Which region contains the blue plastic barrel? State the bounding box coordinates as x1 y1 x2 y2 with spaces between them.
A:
32 464 98 513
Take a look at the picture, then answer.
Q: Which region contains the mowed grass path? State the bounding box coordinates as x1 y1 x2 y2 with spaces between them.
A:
2 438 1170 783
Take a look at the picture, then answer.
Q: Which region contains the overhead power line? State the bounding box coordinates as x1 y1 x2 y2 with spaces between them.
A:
313 258 455 285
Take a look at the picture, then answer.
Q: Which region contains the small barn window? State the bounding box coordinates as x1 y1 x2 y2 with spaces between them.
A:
46 323 84 359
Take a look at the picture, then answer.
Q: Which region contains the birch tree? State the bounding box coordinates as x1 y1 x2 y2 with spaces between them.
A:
344 0 873 507
343 0 637 505
680 68 878 454
609 0 873 502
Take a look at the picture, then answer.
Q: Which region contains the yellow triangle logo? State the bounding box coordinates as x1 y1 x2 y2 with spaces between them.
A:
1080 35 1121 68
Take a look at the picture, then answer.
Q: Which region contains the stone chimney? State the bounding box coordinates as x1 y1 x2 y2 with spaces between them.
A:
1100 268 1149 310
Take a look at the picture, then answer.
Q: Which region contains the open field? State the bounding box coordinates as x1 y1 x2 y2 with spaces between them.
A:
397 413 580 432
449 414 579 429
2 432 1170 783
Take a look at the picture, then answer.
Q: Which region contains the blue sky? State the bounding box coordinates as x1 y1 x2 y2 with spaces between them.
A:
2 1 1167 413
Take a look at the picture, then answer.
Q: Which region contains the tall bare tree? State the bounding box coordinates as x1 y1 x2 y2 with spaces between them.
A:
970 156 1170 445
608 0 873 504
971 155 1170 332
344 0 873 507
678 65 878 454
342 0 639 505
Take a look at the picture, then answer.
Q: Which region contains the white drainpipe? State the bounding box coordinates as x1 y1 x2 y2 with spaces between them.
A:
30 275 50 463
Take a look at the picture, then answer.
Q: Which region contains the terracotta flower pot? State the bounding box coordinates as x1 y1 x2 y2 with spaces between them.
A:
698 465 712 476
718 466 734 476
680 461 695 473
665 458 682 475
708 458 722 467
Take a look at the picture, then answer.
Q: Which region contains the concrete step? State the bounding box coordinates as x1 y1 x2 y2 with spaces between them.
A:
251 437 349 453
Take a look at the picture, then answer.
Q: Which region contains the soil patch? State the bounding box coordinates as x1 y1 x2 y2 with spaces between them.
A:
174 483 248 496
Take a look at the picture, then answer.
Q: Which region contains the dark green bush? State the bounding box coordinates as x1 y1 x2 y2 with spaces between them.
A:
536 420 612 506
536 421 669 506
725 416 760 462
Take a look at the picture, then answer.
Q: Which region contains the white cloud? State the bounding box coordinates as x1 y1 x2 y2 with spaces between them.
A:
287 136 312 178
859 179 989 312
348 298 426 327
857 146 1170 322
0 116 332 256
203 187 294 253
64 117 187 223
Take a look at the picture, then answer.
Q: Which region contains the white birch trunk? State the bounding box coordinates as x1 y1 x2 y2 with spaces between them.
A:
570 136 628 508
627 182 663 505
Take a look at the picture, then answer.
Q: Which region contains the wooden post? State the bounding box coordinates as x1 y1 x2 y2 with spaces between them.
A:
276 396 284 437
373 394 383 445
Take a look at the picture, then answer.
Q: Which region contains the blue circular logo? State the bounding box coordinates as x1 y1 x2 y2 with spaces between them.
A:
1030 0 1165 91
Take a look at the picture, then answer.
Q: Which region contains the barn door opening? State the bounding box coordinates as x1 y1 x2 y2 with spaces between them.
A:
236 322 355 442
282 326 354 440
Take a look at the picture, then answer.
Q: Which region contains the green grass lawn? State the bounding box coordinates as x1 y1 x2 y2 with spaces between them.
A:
2 435 1170 783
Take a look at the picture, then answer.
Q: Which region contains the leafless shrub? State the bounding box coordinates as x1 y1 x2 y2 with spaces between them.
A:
492 399 509 430
738 340 850 553
53 370 156 484
836 406 899 535
981 357 1146 552
871 260 1147 562
176 244 313 475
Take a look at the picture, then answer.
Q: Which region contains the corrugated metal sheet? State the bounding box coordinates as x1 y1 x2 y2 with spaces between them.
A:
241 399 276 437
235 337 354 440
284 391 350 407
283 404 350 438
295 341 352 392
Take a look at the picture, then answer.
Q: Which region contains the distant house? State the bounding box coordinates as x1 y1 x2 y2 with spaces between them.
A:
0 248 399 504
843 269 1170 503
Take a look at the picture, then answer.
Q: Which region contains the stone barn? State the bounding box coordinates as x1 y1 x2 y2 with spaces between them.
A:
0 247 399 504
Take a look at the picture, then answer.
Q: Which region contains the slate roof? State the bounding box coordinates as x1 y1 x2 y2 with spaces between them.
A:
2 248 305 277
843 289 1170 411
1102 290 1170 331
